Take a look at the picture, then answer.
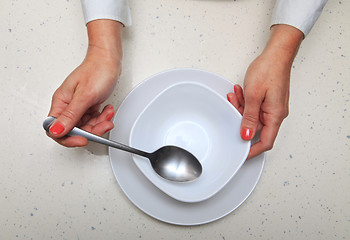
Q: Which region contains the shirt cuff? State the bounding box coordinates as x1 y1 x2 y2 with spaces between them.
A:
81 0 132 27
271 0 327 36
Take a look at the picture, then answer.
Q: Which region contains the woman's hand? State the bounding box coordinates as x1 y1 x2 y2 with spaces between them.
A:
227 24 304 159
47 20 123 147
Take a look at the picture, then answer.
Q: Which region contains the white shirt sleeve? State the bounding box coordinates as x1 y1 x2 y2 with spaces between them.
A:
271 0 328 36
81 0 132 26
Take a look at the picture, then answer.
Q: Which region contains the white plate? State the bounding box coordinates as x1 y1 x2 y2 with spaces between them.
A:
109 68 265 225
130 81 250 202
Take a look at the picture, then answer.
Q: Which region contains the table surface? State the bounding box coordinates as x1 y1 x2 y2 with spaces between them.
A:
1 0 349 239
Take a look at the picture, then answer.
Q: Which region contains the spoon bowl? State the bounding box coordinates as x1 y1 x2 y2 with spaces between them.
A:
43 116 202 182
150 146 202 182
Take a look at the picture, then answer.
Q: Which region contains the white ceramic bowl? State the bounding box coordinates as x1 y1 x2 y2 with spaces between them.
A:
129 81 250 202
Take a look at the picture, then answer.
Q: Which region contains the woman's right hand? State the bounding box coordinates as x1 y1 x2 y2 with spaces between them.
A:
46 20 123 147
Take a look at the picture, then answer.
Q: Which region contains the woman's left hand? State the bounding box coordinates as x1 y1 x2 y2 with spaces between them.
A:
227 24 304 159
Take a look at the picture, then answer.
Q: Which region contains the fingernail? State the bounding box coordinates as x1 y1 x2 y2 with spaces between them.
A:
226 93 233 101
49 122 65 135
106 127 114 132
233 86 238 94
106 112 115 121
241 128 253 141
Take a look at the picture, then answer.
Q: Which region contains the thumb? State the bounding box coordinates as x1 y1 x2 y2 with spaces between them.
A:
48 96 92 138
240 93 263 141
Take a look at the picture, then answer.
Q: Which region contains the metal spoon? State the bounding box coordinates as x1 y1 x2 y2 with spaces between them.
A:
43 116 202 182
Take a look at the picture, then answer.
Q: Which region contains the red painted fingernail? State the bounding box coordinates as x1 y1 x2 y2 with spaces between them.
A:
234 86 238 94
49 122 65 135
227 92 234 101
106 127 114 132
241 128 253 141
106 112 115 121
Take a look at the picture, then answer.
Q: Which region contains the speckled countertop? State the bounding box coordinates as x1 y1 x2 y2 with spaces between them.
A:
1 0 349 239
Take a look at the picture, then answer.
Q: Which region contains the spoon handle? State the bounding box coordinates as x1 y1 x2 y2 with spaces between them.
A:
43 116 150 158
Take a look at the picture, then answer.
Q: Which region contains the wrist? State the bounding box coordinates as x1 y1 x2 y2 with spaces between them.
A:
263 24 304 66
86 19 123 64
